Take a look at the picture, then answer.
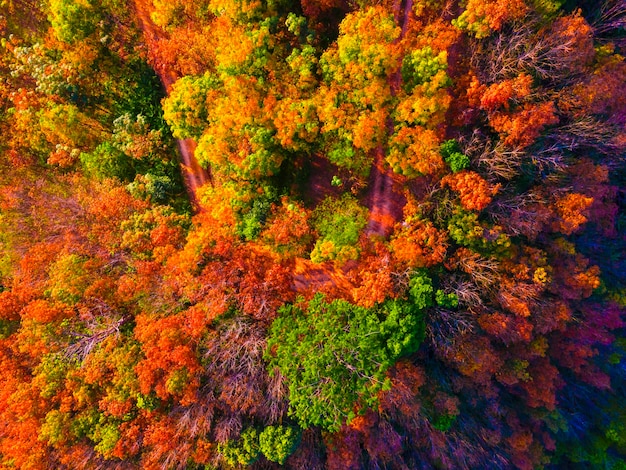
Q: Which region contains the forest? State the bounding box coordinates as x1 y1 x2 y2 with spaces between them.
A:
0 0 625 468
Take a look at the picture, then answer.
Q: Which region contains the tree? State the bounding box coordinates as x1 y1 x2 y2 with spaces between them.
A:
162 73 220 140
452 0 529 39
389 217 448 268
310 194 369 265
265 293 425 431
258 425 301 464
441 170 500 212
387 126 445 177
314 6 399 173
47 0 103 43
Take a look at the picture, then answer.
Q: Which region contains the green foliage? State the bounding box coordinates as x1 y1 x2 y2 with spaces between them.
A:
48 0 102 43
0 319 19 339
285 13 308 37
245 126 285 178
162 73 221 139
46 254 90 305
80 142 135 181
238 196 273 241
110 113 166 159
165 367 190 395
92 421 120 458
432 413 456 432
447 210 511 254
440 139 470 173
380 299 426 357
310 194 369 264
315 7 398 170
332 7 399 79
408 271 435 310
40 410 72 445
258 425 301 464
10 43 74 97
435 289 459 308
38 103 95 150
113 59 171 131
33 353 74 399
510 359 531 382
120 205 190 259
135 393 158 411
326 139 360 172
286 45 318 89
531 0 564 19
447 210 483 246
331 175 342 187
401 47 450 93
218 428 260 467
127 173 174 204
265 293 425 431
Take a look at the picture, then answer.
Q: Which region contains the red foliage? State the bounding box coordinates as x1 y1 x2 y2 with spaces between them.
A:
134 313 201 404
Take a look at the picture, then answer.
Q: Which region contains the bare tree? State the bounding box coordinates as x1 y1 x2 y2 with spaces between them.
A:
64 300 129 363
470 14 594 85
590 0 626 47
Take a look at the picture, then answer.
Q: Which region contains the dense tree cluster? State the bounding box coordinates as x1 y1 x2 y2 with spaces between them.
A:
0 0 625 468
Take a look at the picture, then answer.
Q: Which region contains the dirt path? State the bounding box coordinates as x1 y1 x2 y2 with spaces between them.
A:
364 0 413 237
132 0 210 209
365 147 405 237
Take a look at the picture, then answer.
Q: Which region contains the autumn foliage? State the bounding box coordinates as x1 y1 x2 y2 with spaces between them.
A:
0 0 625 468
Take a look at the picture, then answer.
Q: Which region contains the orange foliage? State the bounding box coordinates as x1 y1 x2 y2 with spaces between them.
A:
237 252 295 320
134 313 201 404
141 416 190 469
351 247 395 307
301 0 346 20
446 335 503 383
551 193 593 235
387 126 445 177
0 290 21 321
547 12 595 75
21 299 72 324
456 0 529 38
390 218 448 268
519 358 560 410
380 361 425 412
403 18 460 53
480 73 532 112
489 101 558 148
260 198 313 258
0 353 50 469
442 170 500 211
112 422 143 459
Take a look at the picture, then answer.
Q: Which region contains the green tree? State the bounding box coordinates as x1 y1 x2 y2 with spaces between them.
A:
401 46 450 93
218 428 261 466
48 0 103 43
162 73 221 140
258 425 301 464
310 194 369 264
265 293 425 431
440 139 470 173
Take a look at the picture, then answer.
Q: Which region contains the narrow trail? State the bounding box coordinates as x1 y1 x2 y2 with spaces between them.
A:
365 147 405 237
133 0 210 209
364 0 413 237
294 1 415 292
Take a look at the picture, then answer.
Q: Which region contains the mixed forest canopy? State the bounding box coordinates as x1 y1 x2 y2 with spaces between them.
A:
0 0 626 468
